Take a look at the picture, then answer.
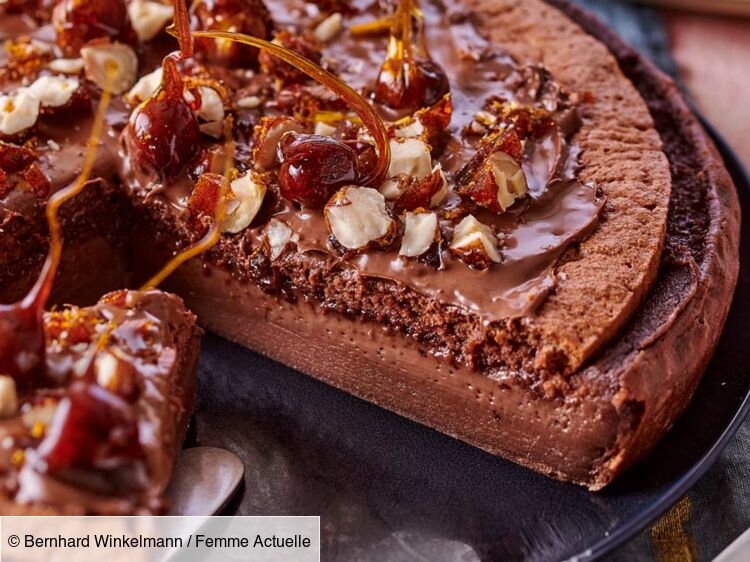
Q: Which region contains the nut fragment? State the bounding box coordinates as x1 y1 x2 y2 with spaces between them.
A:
126 66 162 105
400 211 439 258
94 351 136 398
252 116 306 170
236 95 262 109
314 121 336 137
0 89 40 136
265 219 295 260
222 171 267 234
489 151 528 211
325 186 397 252
456 147 528 214
81 42 138 95
191 87 224 123
128 0 175 43
393 164 448 212
450 215 502 269
0 375 18 418
48 57 85 74
380 137 433 200
28 75 79 108
314 13 344 43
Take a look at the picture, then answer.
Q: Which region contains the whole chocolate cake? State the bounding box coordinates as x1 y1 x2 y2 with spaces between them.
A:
0 0 740 495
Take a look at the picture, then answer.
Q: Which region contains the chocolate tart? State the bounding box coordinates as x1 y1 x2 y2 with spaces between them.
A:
0 0 740 490
0 289 201 514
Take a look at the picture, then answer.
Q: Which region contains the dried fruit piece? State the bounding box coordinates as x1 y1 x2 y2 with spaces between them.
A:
222 171 267 233
81 41 138 95
278 132 359 208
127 0 174 43
53 0 130 56
450 215 502 269
123 53 200 179
191 0 272 66
325 186 397 252
400 210 439 258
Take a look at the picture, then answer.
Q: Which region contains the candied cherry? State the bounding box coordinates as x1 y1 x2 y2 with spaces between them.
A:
52 0 129 55
191 0 272 66
373 0 449 111
36 383 143 473
278 132 359 209
123 54 200 180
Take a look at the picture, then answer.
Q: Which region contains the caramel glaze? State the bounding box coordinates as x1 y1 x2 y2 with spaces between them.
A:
0 0 602 323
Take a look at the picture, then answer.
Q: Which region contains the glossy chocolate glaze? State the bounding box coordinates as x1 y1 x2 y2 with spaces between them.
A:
0 0 601 323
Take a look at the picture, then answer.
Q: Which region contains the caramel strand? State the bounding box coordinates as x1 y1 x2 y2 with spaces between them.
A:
189 29 391 186
21 64 116 312
172 0 193 58
139 116 235 290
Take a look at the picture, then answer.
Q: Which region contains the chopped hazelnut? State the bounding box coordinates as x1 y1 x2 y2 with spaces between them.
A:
314 13 344 43
265 219 295 260
81 42 138 95
400 211 440 258
28 75 79 108
325 186 398 252
450 215 502 269
48 57 85 74
0 89 40 136
128 0 175 43
222 171 267 234
126 66 162 105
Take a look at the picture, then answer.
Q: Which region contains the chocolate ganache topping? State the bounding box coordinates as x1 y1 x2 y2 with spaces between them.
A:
0 0 602 323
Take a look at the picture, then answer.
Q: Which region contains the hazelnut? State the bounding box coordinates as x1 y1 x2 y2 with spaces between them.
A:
236 95 262 109
393 164 448 212
314 121 337 137
0 89 40 136
81 41 138 95
314 13 344 43
252 116 306 170
0 375 18 418
127 0 174 43
450 215 502 269
380 137 433 200
126 66 162 105
400 211 439 258
265 219 296 260
325 186 398 252
222 171 267 234
28 75 80 108
48 57 85 74
456 150 528 214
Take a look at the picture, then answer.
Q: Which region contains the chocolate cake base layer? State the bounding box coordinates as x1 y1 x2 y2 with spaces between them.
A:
138 1 739 489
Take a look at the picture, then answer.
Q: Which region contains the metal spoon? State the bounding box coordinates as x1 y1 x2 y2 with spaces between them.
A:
167 447 244 515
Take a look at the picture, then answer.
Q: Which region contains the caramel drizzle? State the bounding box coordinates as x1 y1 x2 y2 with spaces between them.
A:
20 65 116 312
139 115 235 290
172 0 193 58
385 0 429 66
189 29 392 187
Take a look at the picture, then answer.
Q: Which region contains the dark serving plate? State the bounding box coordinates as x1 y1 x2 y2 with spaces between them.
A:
190 122 750 562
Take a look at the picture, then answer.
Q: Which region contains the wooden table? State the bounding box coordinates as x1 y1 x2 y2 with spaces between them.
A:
663 10 750 170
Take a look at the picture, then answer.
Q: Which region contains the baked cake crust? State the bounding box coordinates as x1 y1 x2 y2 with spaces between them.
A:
0 0 740 490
